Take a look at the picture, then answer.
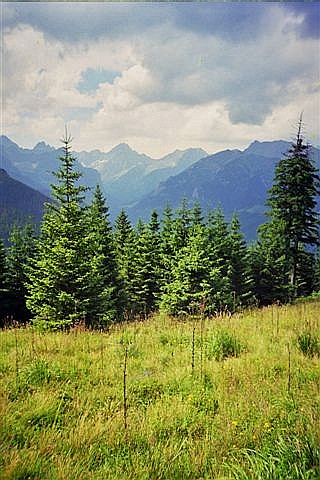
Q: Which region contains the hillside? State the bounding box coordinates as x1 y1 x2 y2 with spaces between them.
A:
129 141 320 240
0 169 50 243
1 302 319 479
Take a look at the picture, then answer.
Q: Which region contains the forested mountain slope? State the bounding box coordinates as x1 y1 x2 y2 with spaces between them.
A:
0 169 49 243
129 141 320 240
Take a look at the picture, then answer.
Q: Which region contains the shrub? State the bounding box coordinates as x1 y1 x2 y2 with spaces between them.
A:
296 332 320 358
207 331 243 361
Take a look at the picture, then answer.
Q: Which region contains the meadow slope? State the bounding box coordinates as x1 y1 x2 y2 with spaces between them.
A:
0 301 319 479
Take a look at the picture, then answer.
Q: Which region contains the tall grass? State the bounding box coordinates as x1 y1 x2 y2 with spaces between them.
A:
0 301 319 479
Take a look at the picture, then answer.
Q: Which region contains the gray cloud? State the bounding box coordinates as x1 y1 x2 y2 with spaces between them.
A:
125 21 318 125
171 3 273 42
4 3 318 43
2 2 319 153
3 3 172 41
285 2 320 39
172 3 320 41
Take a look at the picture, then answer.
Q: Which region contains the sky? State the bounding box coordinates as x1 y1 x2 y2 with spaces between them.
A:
1 2 320 157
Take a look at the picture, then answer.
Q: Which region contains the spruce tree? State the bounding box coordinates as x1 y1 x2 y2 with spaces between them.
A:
114 209 135 316
159 204 175 288
86 185 124 326
0 239 8 324
128 216 161 317
26 134 95 329
174 197 192 250
228 214 252 308
251 220 290 305
266 118 320 294
6 224 35 322
114 210 134 270
0 239 6 291
160 222 210 315
205 208 233 312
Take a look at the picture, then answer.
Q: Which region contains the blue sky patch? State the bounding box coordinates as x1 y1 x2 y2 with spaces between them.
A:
77 68 120 93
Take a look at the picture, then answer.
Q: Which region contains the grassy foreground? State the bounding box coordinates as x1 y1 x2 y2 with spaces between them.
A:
0 302 319 479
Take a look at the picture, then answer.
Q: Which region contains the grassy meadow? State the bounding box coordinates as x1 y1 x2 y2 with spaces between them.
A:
0 301 320 479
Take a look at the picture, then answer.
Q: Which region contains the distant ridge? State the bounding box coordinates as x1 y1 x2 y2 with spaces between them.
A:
0 169 50 243
128 140 320 240
0 135 102 198
2 135 319 241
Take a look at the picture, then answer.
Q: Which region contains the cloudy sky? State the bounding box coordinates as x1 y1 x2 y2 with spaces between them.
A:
2 2 319 157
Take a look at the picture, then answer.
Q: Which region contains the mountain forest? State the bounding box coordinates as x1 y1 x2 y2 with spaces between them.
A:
1 122 320 329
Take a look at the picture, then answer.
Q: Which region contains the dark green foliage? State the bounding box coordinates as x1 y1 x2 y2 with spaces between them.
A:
159 204 175 288
160 221 211 315
206 331 243 361
3 125 320 324
26 135 105 329
296 332 320 357
127 215 162 317
0 238 8 323
86 185 124 327
229 214 252 307
159 204 253 315
5 224 36 322
0 238 6 289
205 209 234 312
160 200 210 314
251 220 291 305
173 197 192 250
266 118 320 294
114 210 136 317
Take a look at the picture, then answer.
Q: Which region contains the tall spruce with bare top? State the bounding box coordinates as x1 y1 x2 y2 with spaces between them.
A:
265 118 320 297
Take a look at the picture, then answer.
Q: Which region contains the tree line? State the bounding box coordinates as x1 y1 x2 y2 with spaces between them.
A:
1 122 320 329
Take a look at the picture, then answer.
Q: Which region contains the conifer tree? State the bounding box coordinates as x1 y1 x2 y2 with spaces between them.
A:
26 133 96 329
160 222 210 315
86 185 124 326
251 220 290 305
159 204 175 288
190 201 203 227
266 118 320 294
205 208 233 311
228 214 251 308
128 216 161 317
6 224 36 322
174 197 192 250
114 210 134 269
0 239 6 291
114 209 135 315
0 239 8 324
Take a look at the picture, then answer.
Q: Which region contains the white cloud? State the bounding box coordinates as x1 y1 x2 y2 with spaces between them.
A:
2 4 319 156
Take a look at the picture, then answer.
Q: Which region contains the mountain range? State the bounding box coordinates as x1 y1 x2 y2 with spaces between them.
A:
0 136 101 198
77 143 207 207
129 140 311 239
1 135 319 242
0 168 49 244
